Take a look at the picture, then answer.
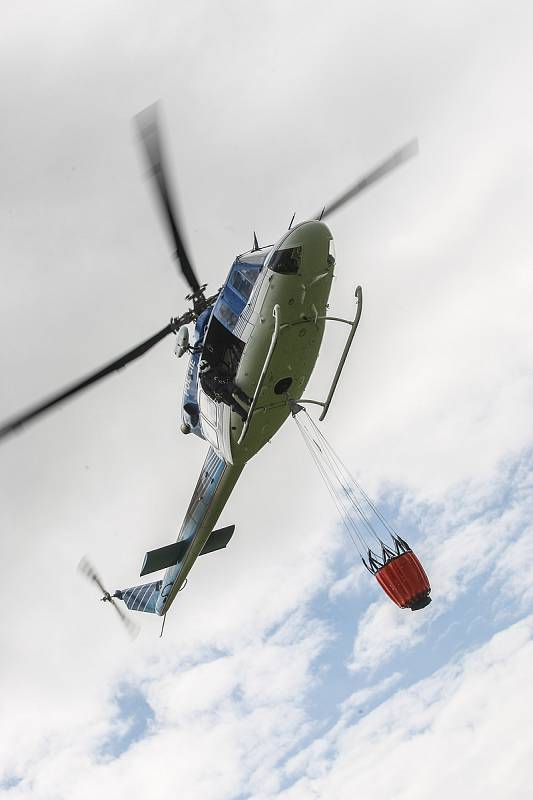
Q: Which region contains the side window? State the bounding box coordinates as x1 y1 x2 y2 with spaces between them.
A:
199 391 217 425
217 301 239 330
328 239 335 267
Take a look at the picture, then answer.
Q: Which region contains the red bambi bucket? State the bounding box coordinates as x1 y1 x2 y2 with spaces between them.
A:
374 549 431 610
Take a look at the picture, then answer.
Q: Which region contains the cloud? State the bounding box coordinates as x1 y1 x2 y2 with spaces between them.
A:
1 1 533 799
349 450 533 671
275 615 533 800
337 672 403 716
3 447 532 798
1 610 331 800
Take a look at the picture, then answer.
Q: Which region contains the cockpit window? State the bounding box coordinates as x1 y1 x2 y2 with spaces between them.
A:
237 248 271 266
269 245 302 274
230 266 260 301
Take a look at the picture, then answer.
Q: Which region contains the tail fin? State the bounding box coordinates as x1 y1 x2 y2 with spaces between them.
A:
114 581 162 614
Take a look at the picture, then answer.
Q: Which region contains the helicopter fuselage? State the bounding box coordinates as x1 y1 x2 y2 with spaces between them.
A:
147 220 336 615
184 219 335 463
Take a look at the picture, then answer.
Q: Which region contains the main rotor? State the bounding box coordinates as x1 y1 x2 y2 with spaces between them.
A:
0 104 218 440
0 103 417 442
135 104 205 302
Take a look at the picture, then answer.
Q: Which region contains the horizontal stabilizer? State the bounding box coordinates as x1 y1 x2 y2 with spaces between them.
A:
140 540 190 577
200 524 235 555
140 524 236 577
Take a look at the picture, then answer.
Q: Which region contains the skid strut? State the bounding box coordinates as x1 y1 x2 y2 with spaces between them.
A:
298 284 362 420
239 285 362 440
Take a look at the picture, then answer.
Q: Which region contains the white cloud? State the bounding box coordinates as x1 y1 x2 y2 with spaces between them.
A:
338 672 403 716
490 526 533 610
4 450 532 798
1 610 330 800
2 1 533 798
274 616 533 800
349 451 533 671
328 561 367 600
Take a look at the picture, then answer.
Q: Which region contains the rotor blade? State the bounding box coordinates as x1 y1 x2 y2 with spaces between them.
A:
110 598 140 639
79 557 107 595
0 319 179 441
78 558 140 639
316 139 418 221
135 103 201 294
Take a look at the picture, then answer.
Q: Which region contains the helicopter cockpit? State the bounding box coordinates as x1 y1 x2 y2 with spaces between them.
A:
212 247 271 334
181 248 271 438
198 251 269 412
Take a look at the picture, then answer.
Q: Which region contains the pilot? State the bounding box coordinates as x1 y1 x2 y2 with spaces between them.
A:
180 401 200 434
183 401 200 428
199 360 250 420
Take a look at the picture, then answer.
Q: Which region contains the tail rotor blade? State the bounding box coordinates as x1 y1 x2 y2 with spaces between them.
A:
78 557 139 639
316 139 418 221
135 103 201 294
110 599 140 639
78 556 107 596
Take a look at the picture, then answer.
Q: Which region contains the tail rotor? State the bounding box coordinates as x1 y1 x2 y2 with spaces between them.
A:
78 557 140 639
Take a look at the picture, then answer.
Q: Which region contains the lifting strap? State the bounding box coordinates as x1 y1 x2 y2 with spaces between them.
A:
292 406 400 565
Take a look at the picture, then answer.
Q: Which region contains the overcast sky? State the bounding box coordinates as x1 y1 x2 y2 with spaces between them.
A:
1 1 533 797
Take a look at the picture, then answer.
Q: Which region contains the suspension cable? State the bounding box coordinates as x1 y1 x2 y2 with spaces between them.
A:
293 407 398 562
296 414 366 556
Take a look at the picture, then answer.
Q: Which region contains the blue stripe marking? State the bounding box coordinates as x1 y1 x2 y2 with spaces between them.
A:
116 447 227 616
120 581 161 614
156 448 227 614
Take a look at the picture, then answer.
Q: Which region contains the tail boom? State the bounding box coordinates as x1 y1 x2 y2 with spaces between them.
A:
156 448 243 615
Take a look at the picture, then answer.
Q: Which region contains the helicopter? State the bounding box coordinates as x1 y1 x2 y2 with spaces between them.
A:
0 104 418 628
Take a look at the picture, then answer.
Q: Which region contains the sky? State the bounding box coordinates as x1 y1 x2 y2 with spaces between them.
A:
1 0 533 797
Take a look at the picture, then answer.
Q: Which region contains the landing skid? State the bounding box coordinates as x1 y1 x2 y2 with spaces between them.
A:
297 284 362 420
239 285 362 441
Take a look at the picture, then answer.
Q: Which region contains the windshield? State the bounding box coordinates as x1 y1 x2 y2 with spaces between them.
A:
236 247 271 267
228 248 270 302
230 265 259 301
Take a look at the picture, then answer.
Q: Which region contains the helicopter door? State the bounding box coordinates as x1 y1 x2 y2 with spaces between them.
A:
198 388 233 464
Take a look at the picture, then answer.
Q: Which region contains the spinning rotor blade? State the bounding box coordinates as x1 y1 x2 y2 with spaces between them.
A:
79 558 139 639
108 597 140 638
316 139 418 221
135 104 201 294
79 556 107 595
0 318 183 441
